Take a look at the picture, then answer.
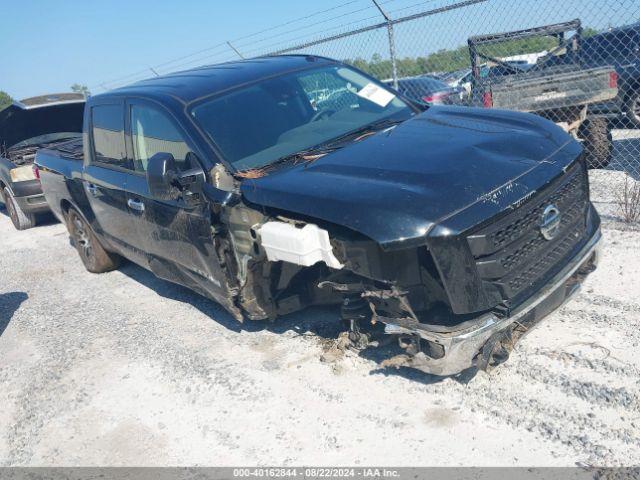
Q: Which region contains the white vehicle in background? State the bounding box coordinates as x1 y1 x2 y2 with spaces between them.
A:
442 56 543 98
442 68 473 94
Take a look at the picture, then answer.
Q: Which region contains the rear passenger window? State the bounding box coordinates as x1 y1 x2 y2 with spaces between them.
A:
91 105 127 167
130 105 191 172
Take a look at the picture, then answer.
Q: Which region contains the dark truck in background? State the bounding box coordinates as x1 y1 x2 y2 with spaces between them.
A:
468 19 619 169
0 93 85 229
581 22 640 127
36 55 601 376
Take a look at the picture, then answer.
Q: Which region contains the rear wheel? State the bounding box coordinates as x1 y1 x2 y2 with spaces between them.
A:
580 117 612 169
66 208 121 273
3 187 36 230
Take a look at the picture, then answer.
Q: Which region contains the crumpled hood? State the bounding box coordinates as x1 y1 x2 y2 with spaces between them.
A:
0 100 85 149
241 106 582 248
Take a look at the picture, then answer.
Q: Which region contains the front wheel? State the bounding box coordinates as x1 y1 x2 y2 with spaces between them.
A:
580 117 612 169
3 187 36 230
66 208 121 273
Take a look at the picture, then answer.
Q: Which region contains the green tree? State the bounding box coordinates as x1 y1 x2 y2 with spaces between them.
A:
71 84 90 97
344 26 603 80
0 91 13 111
583 27 599 38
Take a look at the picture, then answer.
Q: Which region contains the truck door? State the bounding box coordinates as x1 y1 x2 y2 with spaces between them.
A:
84 100 147 265
123 100 230 301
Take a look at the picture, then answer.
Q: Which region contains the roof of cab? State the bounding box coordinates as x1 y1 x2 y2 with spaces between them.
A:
101 55 335 105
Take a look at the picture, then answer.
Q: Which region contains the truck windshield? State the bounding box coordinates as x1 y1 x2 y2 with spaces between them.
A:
190 64 414 171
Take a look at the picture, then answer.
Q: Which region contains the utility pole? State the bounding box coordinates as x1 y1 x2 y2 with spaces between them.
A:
372 0 398 88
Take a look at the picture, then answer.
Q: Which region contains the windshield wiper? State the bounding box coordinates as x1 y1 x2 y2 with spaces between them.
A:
235 145 339 179
235 118 406 179
322 118 405 148
276 145 339 165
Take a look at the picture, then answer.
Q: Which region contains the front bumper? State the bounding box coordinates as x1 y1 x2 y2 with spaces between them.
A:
385 228 602 376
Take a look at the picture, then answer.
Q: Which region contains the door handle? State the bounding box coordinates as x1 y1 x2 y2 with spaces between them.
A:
127 198 145 212
86 183 99 196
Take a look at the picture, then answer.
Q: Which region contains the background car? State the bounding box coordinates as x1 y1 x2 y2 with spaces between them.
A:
0 93 84 230
442 68 472 92
441 62 534 98
385 76 466 105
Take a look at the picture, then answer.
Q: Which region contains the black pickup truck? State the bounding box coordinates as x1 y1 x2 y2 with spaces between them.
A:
0 93 85 229
36 55 601 376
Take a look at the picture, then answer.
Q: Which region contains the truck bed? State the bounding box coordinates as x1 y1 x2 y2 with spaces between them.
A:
489 65 617 113
34 138 85 224
36 138 83 173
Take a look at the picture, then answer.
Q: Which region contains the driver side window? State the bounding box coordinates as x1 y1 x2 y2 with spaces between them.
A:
130 105 191 173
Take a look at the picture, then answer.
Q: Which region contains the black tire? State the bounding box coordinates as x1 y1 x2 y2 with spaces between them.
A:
3 187 36 230
624 92 640 128
581 117 612 169
66 208 121 273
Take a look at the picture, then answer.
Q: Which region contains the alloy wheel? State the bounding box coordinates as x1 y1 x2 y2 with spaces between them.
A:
631 95 640 125
73 215 94 261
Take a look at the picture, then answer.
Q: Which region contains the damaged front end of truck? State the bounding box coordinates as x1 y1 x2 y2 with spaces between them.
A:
205 107 602 377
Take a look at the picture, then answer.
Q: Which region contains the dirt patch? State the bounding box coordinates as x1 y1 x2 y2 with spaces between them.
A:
0 170 638 466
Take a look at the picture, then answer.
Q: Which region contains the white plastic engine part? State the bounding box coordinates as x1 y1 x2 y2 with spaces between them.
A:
258 222 344 269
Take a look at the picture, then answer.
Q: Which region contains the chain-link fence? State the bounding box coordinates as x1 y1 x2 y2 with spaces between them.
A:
248 0 640 182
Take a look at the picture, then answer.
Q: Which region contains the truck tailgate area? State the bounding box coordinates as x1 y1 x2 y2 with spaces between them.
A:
491 66 618 112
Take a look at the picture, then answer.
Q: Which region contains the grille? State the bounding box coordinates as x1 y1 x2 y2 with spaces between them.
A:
467 162 589 303
506 230 583 293
489 167 586 250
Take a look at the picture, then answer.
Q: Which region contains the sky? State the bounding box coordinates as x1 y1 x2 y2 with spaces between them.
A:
1 0 329 98
1 0 635 100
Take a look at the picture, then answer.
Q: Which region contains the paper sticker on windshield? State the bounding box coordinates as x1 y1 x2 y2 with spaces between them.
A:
356 83 395 107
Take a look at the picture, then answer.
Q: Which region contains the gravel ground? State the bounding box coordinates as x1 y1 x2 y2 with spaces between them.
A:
0 167 639 467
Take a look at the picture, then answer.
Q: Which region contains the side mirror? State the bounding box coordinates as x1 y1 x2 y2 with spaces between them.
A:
147 152 179 200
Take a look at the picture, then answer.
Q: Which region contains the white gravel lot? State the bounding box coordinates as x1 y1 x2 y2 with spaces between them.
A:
0 167 639 467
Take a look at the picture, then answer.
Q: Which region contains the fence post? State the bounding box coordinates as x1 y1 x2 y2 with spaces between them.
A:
227 41 245 59
372 0 398 88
